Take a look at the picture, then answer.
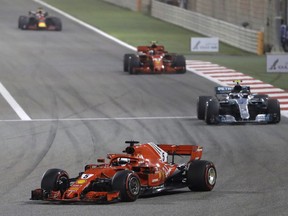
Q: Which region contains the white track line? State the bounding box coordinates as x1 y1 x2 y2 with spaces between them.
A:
0 82 31 120
0 116 197 122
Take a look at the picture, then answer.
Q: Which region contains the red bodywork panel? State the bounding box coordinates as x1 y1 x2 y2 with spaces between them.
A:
31 142 203 203
129 45 186 74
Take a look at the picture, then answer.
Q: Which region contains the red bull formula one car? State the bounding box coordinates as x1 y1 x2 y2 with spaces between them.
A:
31 141 216 203
123 42 186 74
18 8 62 31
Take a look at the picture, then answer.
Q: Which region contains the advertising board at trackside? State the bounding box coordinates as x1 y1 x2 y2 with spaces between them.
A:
266 54 288 73
190 37 219 52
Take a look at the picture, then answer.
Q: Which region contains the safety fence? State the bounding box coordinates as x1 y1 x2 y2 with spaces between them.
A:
102 0 264 54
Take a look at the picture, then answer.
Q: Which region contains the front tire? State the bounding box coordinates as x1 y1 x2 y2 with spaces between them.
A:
267 98 281 123
187 160 216 191
172 55 186 73
197 96 213 120
112 170 141 202
41 168 70 194
123 54 135 72
47 17 62 31
205 98 219 124
53 17 62 31
128 56 140 74
18 15 29 29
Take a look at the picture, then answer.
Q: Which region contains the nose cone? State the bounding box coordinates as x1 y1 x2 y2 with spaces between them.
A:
153 59 163 72
64 190 78 199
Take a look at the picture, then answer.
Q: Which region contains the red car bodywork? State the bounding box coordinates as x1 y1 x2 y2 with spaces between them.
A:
123 44 186 74
31 141 216 203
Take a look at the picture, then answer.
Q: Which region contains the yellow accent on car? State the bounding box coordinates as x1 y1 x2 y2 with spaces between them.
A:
38 22 46 28
76 179 86 184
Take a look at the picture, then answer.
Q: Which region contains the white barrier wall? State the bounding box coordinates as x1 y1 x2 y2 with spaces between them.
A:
151 0 261 54
103 0 262 54
185 0 267 31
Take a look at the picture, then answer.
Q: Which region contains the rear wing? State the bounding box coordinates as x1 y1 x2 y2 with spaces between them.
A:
137 46 150 53
215 86 251 94
215 86 251 101
215 86 233 94
137 45 165 53
158 144 202 161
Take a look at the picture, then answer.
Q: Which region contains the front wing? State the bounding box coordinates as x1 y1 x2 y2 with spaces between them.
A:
217 114 275 123
24 24 58 31
31 188 120 203
132 66 185 74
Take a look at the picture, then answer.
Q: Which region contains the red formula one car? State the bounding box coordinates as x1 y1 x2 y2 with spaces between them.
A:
31 141 216 203
18 8 62 31
123 42 186 74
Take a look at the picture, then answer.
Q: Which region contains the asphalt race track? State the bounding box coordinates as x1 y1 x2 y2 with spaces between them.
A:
1 0 288 215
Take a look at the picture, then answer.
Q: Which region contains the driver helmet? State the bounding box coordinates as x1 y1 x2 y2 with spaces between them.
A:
118 157 130 165
151 41 157 48
37 7 44 14
232 84 242 93
149 49 155 55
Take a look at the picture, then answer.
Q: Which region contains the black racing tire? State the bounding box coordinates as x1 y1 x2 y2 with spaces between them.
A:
112 170 141 202
187 160 217 191
267 98 281 124
41 168 70 194
128 56 140 74
205 98 219 125
29 16 38 26
47 17 62 31
123 54 135 72
53 17 62 31
18 15 29 29
172 55 186 73
197 96 213 120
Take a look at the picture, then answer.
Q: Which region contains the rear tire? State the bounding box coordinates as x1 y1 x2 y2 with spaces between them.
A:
41 168 70 194
197 96 213 120
205 98 219 125
267 98 281 123
112 170 140 202
187 160 216 191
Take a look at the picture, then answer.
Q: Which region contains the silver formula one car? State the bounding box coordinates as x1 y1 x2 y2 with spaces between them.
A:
197 81 281 124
